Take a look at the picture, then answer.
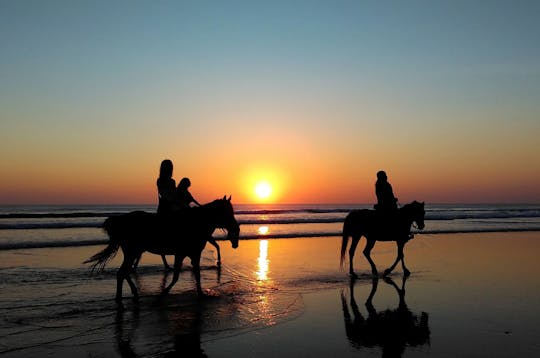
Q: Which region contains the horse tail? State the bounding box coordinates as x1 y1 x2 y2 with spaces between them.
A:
340 214 351 270
83 217 120 273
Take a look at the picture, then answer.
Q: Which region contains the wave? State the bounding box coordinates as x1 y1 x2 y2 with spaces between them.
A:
0 212 119 219
2 212 540 230
2 206 539 220
2 227 540 251
426 210 540 220
0 218 343 230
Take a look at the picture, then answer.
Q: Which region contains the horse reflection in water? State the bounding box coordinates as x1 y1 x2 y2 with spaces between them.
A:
341 277 430 357
115 301 208 358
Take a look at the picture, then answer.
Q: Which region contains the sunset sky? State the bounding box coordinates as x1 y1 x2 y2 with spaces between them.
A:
1 1 539 205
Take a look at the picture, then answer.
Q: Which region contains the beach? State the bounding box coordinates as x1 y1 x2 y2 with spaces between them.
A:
2 232 540 357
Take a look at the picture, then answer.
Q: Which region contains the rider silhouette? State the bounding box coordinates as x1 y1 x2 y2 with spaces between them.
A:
157 159 177 215
177 177 201 209
154 159 178 269
374 170 398 212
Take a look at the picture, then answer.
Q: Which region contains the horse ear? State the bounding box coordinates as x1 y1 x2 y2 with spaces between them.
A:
228 195 231 201
222 195 226 200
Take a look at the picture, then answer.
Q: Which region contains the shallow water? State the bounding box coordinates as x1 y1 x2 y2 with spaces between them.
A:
1 233 540 357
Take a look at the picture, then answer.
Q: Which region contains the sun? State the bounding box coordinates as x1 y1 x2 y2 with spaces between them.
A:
254 181 272 200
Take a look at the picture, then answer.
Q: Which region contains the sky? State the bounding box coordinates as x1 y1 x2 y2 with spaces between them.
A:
1 0 539 205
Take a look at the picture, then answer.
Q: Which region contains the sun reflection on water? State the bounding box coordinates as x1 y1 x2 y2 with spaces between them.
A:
256 239 269 281
258 226 269 235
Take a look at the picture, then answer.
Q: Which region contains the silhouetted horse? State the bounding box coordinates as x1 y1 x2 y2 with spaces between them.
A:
340 277 430 357
340 201 425 277
85 197 240 303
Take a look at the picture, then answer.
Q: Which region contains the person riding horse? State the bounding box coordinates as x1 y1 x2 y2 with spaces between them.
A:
374 170 398 213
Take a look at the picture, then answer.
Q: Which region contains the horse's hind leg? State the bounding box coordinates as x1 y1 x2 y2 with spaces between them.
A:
208 239 221 266
363 239 378 277
348 237 361 278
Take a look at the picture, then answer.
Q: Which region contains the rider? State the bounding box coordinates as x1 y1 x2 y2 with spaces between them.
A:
374 170 398 212
157 159 177 215
154 159 178 269
176 177 201 210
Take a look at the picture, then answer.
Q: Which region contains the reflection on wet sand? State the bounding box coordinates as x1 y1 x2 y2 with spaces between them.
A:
115 301 207 358
341 276 430 357
256 239 269 281
112 248 302 358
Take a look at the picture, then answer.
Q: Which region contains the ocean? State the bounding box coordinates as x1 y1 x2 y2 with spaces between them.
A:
1 203 539 251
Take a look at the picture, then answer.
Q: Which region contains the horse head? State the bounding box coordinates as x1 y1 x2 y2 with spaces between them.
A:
409 201 425 230
213 196 240 248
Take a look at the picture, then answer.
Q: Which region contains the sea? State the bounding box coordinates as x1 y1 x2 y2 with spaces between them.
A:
1 203 540 251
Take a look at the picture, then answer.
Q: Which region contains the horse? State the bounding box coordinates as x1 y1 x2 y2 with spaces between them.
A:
84 196 240 303
340 201 425 278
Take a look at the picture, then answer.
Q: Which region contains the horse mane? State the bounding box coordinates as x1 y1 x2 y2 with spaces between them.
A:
400 201 423 212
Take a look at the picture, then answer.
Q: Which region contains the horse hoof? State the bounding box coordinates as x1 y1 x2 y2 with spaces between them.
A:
404 269 411 277
349 272 358 279
383 269 392 276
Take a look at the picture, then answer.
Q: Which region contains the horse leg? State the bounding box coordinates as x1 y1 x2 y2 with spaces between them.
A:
117 254 138 303
161 255 172 270
191 254 204 297
348 236 361 278
400 242 411 277
208 239 221 266
384 241 408 276
363 239 378 277
163 255 183 295
132 253 141 270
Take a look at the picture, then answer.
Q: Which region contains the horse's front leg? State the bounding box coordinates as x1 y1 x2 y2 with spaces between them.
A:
384 241 409 277
208 239 221 266
400 243 410 277
117 253 139 303
161 255 172 270
132 253 141 270
163 255 183 295
191 254 204 297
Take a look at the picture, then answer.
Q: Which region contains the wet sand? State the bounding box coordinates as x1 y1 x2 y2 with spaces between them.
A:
1 232 540 357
